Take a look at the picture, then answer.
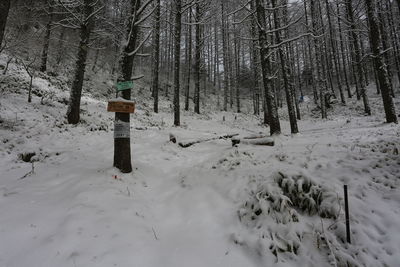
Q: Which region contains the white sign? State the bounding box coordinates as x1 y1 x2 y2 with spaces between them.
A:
114 121 130 139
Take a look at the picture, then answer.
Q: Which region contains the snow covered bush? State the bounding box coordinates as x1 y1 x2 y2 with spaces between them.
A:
236 171 349 265
276 171 340 219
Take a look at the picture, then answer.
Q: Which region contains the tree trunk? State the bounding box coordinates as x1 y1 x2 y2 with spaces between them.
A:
271 0 298 134
0 0 10 50
114 0 142 173
214 20 221 110
303 0 318 104
310 0 327 119
56 27 66 67
346 0 371 115
254 0 281 135
152 0 160 113
365 0 398 123
336 1 352 98
385 0 400 90
40 1 54 72
377 0 395 97
173 0 182 126
194 2 202 114
66 0 94 124
325 0 345 104
185 8 192 111
221 1 229 112
251 12 260 115
233 23 240 113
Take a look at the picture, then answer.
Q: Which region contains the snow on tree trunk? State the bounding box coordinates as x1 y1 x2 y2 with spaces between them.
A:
185 8 192 111
271 0 298 133
40 0 53 73
365 0 398 123
0 0 10 50
221 1 230 112
194 2 203 114
113 0 142 173
152 0 160 113
346 0 371 115
254 0 281 135
310 0 327 119
66 0 94 124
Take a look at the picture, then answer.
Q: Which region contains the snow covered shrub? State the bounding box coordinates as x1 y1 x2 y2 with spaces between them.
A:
237 181 302 260
276 171 340 219
236 171 345 263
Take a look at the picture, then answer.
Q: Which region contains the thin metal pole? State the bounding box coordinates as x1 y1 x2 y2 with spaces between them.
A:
344 184 351 244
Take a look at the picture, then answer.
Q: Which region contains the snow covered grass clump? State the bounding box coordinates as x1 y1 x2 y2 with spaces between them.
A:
276 171 340 219
235 170 352 266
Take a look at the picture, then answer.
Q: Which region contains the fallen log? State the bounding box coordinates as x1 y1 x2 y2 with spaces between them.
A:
242 134 268 140
178 133 239 148
232 137 274 146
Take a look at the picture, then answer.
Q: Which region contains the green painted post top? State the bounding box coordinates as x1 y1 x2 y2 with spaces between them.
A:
117 80 134 91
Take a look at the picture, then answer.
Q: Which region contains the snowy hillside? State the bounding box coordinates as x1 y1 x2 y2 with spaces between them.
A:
1 55 400 267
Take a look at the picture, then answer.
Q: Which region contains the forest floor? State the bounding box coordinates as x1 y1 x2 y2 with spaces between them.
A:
1 58 400 267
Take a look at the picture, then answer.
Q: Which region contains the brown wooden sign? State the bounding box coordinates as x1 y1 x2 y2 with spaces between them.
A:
107 101 135 113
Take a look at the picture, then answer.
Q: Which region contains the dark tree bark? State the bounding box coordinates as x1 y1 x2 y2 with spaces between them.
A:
165 3 173 97
114 0 142 173
254 0 281 135
310 0 327 119
336 0 352 98
0 0 10 50
221 1 229 112
365 0 398 123
92 49 100 71
214 20 221 109
250 11 260 115
228 29 234 109
173 0 182 126
385 0 400 90
324 0 345 104
377 0 395 97
346 0 371 115
152 0 160 113
40 0 54 72
303 0 318 104
56 27 66 67
194 1 202 114
185 8 192 111
233 22 240 113
271 0 298 134
66 0 95 124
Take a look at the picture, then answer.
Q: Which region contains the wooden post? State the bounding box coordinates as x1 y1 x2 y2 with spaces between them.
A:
111 80 135 173
344 184 351 244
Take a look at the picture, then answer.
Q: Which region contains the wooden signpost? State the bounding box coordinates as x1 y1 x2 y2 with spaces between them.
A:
107 79 136 173
117 80 134 91
107 98 136 139
107 99 135 113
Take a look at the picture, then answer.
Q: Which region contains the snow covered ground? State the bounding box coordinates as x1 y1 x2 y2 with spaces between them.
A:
1 58 400 267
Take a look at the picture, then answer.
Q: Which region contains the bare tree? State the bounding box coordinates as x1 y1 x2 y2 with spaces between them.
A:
152 0 160 113
173 0 182 126
0 0 11 51
194 0 205 114
365 0 398 123
221 1 230 112
345 0 371 115
65 0 98 124
254 0 281 135
40 0 54 72
114 0 154 173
